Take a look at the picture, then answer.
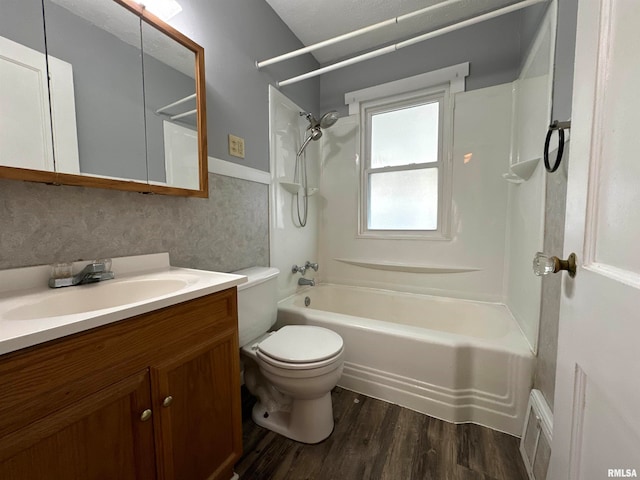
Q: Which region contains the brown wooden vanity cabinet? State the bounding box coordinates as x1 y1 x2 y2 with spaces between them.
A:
0 288 242 480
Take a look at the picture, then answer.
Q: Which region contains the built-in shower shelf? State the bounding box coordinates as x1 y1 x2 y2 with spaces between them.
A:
511 157 541 179
279 181 319 196
502 173 525 184
335 258 480 274
279 181 301 194
502 157 541 183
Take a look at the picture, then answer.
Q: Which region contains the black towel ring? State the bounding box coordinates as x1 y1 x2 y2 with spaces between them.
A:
544 120 571 173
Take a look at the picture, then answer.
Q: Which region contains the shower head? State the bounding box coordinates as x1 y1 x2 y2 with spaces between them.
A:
297 110 340 156
300 110 340 131
319 111 339 129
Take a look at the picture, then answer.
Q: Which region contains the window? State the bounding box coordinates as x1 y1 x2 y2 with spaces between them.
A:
359 85 452 239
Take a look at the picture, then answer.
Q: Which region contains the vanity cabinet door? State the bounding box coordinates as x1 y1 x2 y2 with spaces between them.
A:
152 331 242 480
0 370 156 480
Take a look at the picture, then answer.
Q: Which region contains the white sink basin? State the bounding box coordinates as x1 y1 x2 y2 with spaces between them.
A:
0 253 247 356
4 277 190 320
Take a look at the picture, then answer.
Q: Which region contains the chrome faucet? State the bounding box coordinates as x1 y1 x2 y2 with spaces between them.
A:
292 264 307 275
305 261 319 272
49 259 115 288
292 261 319 276
298 277 315 287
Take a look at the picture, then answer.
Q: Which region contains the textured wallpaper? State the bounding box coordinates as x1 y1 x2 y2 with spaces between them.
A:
0 173 269 273
534 149 569 410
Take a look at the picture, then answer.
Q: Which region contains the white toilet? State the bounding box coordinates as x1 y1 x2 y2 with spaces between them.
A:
234 266 344 444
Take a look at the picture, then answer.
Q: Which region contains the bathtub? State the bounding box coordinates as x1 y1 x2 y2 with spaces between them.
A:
276 284 534 436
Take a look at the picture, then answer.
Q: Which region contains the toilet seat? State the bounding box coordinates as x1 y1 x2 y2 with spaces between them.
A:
256 348 344 371
257 325 343 370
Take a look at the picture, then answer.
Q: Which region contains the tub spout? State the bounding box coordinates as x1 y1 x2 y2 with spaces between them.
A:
298 277 315 287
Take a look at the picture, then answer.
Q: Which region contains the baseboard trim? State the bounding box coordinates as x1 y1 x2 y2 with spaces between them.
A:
208 156 271 185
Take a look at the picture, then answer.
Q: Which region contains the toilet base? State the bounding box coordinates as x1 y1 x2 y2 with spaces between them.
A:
251 392 334 444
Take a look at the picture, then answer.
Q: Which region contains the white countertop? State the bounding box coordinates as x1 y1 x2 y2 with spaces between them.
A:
0 253 246 356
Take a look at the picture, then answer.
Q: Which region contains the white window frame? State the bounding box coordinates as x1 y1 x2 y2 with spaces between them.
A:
346 63 466 240
360 88 446 238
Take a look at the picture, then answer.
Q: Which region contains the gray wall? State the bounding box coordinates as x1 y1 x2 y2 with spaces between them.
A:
168 0 320 172
0 0 318 272
319 11 524 117
1 0 46 53
551 0 578 121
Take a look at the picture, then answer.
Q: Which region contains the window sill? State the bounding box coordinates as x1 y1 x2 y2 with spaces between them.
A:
356 231 451 241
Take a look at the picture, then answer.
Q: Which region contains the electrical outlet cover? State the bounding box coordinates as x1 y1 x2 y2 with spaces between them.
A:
229 134 245 159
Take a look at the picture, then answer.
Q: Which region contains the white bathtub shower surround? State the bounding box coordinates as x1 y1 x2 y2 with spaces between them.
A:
269 86 321 300
277 284 534 436
504 3 556 354
318 84 512 303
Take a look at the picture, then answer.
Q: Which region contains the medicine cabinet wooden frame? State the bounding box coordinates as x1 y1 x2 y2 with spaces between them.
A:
0 0 208 198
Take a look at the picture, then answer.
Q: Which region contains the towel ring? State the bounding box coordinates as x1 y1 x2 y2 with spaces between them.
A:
544 120 571 173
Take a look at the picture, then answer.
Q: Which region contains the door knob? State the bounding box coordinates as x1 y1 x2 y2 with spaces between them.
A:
533 252 577 278
140 409 152 421
162 396 173 407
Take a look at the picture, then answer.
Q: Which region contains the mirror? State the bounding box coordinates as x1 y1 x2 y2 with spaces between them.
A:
0 0 53 173
0 0 207 196
141 20 200 190
43 0 147 182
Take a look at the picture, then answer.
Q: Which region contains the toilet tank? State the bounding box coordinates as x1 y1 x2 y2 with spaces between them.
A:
232 267 280 347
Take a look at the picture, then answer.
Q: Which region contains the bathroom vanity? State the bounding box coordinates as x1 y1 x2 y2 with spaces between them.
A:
0 255 245 479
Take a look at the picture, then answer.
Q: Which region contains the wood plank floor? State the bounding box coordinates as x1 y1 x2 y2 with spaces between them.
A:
236 387 529 480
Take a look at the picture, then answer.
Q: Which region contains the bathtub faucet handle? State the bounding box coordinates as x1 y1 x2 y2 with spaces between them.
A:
305 261 319 272
292 264 307 275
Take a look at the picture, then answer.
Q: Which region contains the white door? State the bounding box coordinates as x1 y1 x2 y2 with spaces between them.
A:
549 1 640 479
0 34 79 174
162 120 199 190
0 35 54 171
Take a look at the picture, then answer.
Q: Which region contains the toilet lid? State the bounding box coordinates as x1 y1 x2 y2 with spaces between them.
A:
257 325 343 364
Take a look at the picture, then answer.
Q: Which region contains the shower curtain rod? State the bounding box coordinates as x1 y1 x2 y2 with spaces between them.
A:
277 0 547 87
156 93 197 114
256 0 467 70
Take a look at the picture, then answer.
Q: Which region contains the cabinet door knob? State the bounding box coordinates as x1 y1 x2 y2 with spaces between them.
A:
140 409 152 422
162 396 173 407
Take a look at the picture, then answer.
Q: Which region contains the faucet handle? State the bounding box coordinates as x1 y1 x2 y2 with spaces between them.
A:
95 258 113 272
292 264 307 275
51 262 73 279
305 261 319 272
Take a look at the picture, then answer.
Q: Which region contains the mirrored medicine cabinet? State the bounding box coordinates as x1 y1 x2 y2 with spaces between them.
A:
0 0 208 197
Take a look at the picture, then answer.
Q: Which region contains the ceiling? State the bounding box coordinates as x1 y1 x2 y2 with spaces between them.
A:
50 0 195 77
264 0 527 65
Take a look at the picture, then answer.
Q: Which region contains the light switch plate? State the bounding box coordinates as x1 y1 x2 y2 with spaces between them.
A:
228 134 245 159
